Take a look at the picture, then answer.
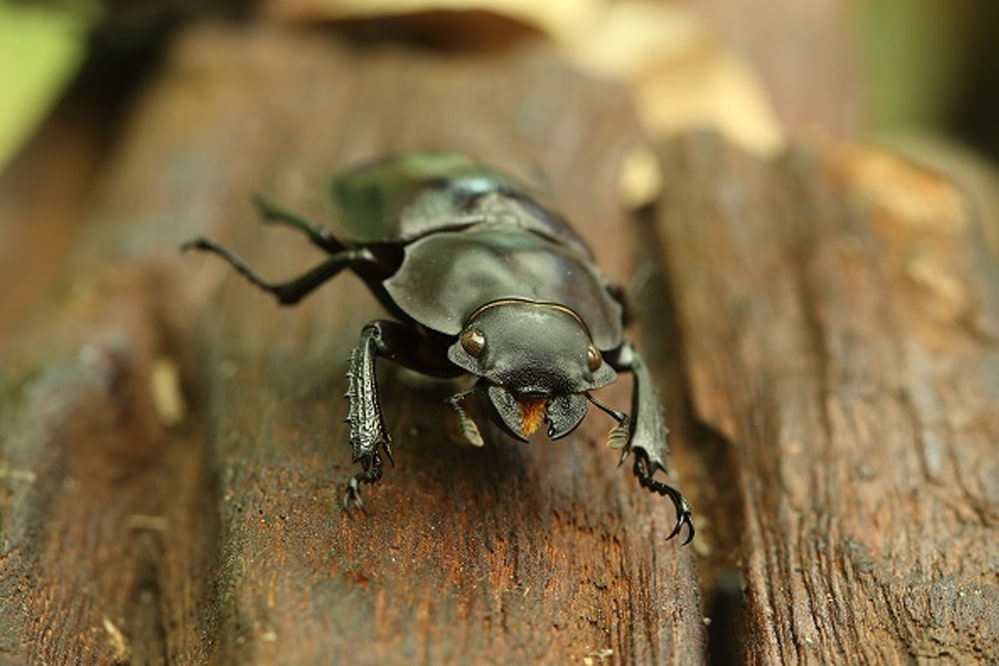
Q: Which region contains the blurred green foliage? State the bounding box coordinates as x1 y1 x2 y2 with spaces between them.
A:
861 0 965 130
0 1 101 171
0 0 996 175
859 0 998 157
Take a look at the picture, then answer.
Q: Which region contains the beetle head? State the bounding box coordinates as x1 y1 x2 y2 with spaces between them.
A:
447 300 617 441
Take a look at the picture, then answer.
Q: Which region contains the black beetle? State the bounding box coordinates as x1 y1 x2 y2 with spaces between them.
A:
183 152 693 543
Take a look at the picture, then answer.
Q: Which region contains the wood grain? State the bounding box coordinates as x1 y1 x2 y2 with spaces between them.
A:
656 133 998 664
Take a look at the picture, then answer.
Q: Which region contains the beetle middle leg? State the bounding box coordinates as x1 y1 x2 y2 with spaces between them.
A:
182 238 376 306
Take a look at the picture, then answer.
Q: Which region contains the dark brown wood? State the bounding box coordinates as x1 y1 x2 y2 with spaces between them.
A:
0 24 703 664
655 133 999 664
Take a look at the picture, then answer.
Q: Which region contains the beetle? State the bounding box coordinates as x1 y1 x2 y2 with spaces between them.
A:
183 152 693 543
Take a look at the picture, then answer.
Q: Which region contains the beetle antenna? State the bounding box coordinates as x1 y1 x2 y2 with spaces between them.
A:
585 393 626 423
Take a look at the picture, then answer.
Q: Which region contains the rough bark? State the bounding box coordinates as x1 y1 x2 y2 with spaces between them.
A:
656 134 998 665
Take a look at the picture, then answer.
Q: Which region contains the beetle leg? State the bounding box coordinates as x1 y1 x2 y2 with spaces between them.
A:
607 343 695 544
252 194 344 254
343 322 395 512
342 321 459 510
182 237 375 305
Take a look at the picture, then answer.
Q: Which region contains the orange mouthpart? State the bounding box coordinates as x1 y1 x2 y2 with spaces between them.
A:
518 397 548 437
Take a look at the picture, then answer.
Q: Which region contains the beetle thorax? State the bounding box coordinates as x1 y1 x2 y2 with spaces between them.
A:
448 301 603 390
446 300 619 440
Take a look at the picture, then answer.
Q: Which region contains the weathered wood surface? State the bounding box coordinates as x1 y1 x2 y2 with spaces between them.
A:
2 20 997 666
656 136 998 664
0 24 703 665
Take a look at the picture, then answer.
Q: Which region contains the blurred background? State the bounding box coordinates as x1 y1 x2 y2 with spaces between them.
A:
1 0 997 341
3 0 997 165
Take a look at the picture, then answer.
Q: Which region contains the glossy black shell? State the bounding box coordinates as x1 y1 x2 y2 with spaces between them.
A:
328 153 624 350
386 226 622 350
329 153 593 258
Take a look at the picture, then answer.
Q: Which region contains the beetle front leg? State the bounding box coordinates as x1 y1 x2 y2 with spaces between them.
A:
342 320 457 510
343 322 396 512
605 343 695 544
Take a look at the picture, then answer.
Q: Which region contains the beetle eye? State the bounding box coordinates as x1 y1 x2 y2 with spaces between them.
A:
587 345 602 371
460 327 486 357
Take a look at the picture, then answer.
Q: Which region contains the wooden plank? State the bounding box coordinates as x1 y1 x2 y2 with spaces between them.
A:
0 24 704 664
655 133 998 664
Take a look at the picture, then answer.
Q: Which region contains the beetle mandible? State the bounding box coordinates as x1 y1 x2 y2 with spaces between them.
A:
183 152 694 543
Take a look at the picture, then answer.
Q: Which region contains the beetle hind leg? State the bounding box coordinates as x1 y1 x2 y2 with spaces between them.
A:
252 194 344 254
